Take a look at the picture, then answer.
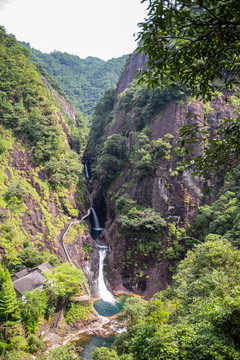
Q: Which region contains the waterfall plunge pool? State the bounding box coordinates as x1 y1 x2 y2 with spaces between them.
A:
74 334 115 360
75 295 130 359
93 294 129 317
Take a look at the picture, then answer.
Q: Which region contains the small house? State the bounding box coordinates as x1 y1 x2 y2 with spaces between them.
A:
11 262 54 298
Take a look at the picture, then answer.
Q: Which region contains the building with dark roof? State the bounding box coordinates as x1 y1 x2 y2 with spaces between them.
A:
11 268 29 282
11 262 54 298
13 271 46 298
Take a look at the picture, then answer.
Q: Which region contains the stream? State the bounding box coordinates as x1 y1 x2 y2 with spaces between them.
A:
76 164 126 359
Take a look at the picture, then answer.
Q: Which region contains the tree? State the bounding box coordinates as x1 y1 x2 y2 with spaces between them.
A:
20 290 48 334
95 134 127 188
92 347 120 360
137 0 240 100
44 262 86 299
18 245 46 268
137 0 240 178
113 239 240 359
0 270 18 321
39 344 79 360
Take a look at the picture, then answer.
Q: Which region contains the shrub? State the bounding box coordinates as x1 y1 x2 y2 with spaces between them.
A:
4 182 27 204
27 334 45 353
18 245 46 268
2 351 31 360
95 134 127 187
0 341 7 355
120 207 166 234
65 302 91 325
48 254 59 267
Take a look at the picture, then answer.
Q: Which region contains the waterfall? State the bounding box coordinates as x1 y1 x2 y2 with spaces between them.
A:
98 247 116 303
91 208 102 230
84 163 90 179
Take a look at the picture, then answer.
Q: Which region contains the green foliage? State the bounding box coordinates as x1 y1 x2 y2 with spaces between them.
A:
65 302 91 325
44 262 86 299
48 254 60 267
8 336 27 352
120 207 166 234
137 0 240 100
118 203 166 259
86 88 115 158
132 134 173 179
44 152 83 189
0 341 7 355
174 239 240 306
39 344 79 360
137 1 240 180
119 297 147 327
0 219 24 264
116 195 137 214
92 347 120 360
0 27 84 181
18 245 46 268
19 42 127 116
64 223 85 244
110 239 240 359
27 334 45 353
0 268 18 321
82 244 93 259
177 110 240 179
194 170 240 247
20 290 48 334
2 350 32 360
4 182 27 204
117 81 186 131
95 134 127 188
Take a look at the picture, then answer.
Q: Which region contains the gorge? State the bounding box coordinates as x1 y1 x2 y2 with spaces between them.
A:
1 14 240 359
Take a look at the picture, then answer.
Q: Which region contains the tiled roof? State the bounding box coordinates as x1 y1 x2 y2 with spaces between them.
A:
12 270 46 295
11 268 29 279
34 262 54 273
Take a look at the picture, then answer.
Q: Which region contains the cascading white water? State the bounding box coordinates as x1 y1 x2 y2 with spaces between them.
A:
85 163 90 179
91 208 102 230
98 247 116 303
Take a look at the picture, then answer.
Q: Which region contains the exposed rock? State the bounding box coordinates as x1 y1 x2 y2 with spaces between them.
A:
42 77 76 121
88 51 238 299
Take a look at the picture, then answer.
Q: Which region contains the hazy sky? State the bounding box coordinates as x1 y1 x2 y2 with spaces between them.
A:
0 0 147 60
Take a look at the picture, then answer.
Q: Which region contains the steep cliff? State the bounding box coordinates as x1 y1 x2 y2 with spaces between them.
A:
0 27 92 271
19 41 128 116
86 51 237 299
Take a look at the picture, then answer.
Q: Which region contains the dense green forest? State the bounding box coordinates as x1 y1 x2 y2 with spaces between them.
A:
86 0 240 359
19 42 128 116
0 26 93 359
1 0 240 358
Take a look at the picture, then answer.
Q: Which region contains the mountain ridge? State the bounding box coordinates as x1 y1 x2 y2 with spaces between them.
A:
18 41 128 116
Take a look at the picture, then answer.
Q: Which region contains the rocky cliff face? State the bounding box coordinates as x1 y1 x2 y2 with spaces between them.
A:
0 99 91 269
88 51 237 299
0 28 92 271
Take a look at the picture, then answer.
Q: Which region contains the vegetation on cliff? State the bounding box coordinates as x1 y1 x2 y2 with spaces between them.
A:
86 78 191 288
19 42 127 116
0 27 92 357
0 26 89 262
137 0 240 181
93 239 240 359
1 0 240 356
90 1 240 359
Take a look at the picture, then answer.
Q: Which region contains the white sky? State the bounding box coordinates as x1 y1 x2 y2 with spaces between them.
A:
0 0 147 60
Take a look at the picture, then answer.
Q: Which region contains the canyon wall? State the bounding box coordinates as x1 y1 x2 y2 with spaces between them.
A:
88 51 236 299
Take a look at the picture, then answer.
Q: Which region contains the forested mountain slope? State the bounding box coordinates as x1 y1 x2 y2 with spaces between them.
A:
86 50 239 299
0 27 91 270
19 41 128 116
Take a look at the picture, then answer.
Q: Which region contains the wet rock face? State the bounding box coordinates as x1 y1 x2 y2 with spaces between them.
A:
89 51 237 299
